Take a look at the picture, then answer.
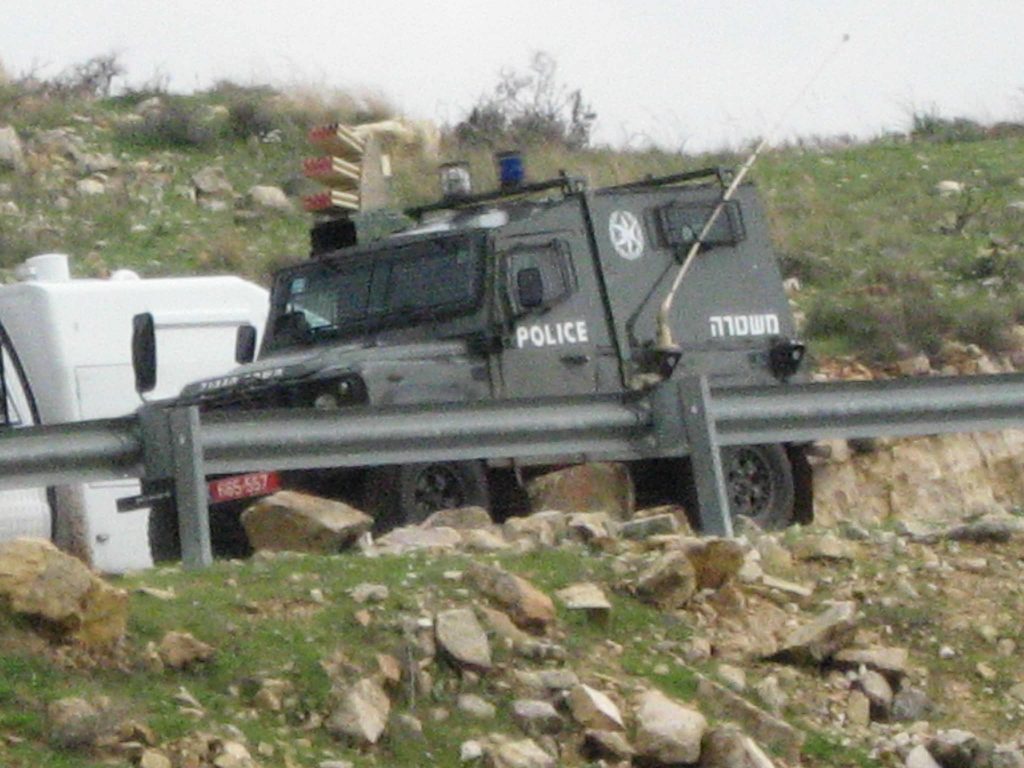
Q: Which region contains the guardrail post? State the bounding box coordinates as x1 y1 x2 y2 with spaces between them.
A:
678 376 734 538
169 406 212 569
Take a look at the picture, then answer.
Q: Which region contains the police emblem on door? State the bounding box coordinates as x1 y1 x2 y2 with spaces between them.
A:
608 210 645 261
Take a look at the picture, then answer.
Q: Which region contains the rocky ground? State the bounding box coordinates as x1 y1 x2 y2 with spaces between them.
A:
2 476 1024 768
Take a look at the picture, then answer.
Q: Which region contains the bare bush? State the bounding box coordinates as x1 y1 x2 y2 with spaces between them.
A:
454 52 596 149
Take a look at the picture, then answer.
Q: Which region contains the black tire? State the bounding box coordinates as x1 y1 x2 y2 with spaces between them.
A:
721 443 794 530
364 461 490 532
148 501 181 563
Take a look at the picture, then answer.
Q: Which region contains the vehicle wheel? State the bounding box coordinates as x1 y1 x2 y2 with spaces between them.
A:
365 461 490 531
148 501 181 563
721 443 794 530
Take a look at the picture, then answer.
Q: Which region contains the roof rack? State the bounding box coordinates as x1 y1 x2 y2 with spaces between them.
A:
406 173 583 219
598 166 732 194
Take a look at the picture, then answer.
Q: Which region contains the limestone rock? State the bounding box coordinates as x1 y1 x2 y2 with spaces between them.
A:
555 582 612 615
435 608 492 670
856 669 894 719
906 745 942 768
512 699 562 734
192 165 234 197
846 689 871 727
326 678 390 745
526 462 634 519
246 184 292 213
568 684 624 731
566 511 614 542
700 725 776 768
76 152 120 174
485 737 556 768
619 513 678 540
0 538 127 646
139 749 172 768
457 693 496 719
462 528 511 551
634 688 707 765
350 583 389 603
635 550 697 608
789 533 856 561
421 506 493 530
158 631 215 669
696 676 804 763
770 601 858 664
376 525 463 552
467 563 555 633
241 491 372 554
47 697 102 748
833 646 908 683
583 729 634 760
0 125 26 173
75 178 106 196
503 515 558 547
679 537 747 590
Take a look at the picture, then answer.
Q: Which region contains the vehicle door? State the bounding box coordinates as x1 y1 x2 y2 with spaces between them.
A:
494 237 600 398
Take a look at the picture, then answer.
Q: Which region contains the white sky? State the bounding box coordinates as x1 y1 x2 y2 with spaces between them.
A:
2 0 1023 151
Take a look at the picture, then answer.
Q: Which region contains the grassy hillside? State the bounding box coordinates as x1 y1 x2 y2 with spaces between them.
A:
1 71 1023 365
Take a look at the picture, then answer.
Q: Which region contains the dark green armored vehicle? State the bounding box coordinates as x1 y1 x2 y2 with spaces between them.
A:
167 159 810 554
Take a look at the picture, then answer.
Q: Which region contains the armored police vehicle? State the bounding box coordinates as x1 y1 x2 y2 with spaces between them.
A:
159 157 810 556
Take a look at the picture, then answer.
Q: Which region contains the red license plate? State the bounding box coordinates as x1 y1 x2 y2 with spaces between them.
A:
208 471 281 504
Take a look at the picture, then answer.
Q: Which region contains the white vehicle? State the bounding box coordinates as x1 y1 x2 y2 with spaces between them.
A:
0 253 268 572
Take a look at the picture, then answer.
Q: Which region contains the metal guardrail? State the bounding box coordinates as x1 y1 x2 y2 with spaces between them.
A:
1 372 1024 567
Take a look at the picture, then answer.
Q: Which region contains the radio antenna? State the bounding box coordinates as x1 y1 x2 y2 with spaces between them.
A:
655 33 850 353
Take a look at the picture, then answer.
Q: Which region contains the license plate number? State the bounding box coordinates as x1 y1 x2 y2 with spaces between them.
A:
208 471 280 504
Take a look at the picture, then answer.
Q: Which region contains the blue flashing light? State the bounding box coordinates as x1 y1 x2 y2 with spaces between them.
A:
496 151 525 189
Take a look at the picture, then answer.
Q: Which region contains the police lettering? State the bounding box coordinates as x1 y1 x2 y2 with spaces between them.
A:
516 320 589 349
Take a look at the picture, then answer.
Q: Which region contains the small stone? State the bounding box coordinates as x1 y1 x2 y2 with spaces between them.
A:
857 670 894 719
935 180 965 195
790 533 856 561
467 563 555 633
460 740 484 762
770 601 858 664
192 165 235 197
754 675 788 714
47 697 101 748
350 583 389 603
246 185 292 213
976 662 997 681
619 513 678 540
718 663 747 692
486 737 556 768
158 631 215 669
583 729 634 760
555 582 612 615
139 749 172 768
892 685 931 722
906 744 942 768
421 506 493 530
847 689 871 727
325 678 390 745
458 693 496 720
939 645 956 659
700 725 777 768
635 550 697 609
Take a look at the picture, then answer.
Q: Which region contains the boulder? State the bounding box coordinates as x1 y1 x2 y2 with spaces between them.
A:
928 729 991 768
326 678 390 745
158 631 215 669
634 688 707 765
635 550 697 608
0 125 26 173
0 538 127 646
435 608 492 670
770 601 858 664
241 491 372 554
246 184 292 213
893 685 931 722
699 725 776 768
467 563 555 633
568 684 624 731
526 462 633 519
856 669 894 719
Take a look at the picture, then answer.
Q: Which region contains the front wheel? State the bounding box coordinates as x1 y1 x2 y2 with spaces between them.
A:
364 461 490 532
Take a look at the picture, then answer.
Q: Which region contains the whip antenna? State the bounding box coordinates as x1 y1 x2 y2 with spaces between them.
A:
655 33 850 353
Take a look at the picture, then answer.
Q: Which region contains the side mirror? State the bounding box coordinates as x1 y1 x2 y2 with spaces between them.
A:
516 267 545 309
235 324 257 364
131 312 157 394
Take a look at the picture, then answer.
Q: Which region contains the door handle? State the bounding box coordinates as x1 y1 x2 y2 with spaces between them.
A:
560 354 591 366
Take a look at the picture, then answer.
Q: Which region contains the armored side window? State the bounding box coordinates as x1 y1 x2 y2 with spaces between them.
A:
657 199 746 252
504 242 576 316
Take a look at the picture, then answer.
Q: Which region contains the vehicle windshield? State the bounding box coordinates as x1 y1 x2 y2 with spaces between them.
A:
265 235 483 351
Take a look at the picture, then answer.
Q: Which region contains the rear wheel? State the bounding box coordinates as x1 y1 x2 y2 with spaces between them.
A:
722 444 794 530
365 461 490 531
